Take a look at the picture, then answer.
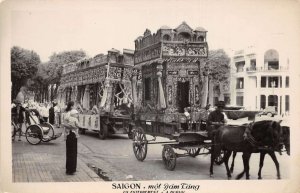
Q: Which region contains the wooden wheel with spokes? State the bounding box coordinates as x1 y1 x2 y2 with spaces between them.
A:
132 127 147 161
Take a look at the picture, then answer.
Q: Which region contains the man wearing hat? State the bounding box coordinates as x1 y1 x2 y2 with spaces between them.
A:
206 101 226 137
207 101 226 168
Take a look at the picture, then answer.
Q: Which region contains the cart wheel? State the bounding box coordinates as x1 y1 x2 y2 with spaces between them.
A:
214 150 224 165
41 123 55 142
162 145 177 171
187 148 201 157
26 125 43 145
99 122 108 139
132 127 147 161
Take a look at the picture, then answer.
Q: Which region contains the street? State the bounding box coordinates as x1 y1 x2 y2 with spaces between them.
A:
12 127 290 182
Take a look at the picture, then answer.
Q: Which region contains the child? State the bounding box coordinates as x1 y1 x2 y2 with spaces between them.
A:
63 109 80 140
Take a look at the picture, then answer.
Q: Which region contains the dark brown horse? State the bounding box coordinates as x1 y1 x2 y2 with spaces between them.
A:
210 120 283 179
229 125 290 179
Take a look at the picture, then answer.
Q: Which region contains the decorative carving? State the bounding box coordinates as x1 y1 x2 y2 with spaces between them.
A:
168 86 172 105
162 43 207 57
134 44 161 64
195 85 200 105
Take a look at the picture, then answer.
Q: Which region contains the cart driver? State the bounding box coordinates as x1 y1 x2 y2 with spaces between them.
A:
206 101 226 138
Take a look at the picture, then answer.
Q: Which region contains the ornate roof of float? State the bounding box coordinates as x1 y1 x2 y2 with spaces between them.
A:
160 25 172 30
123 49 134 54
108 48 120 53
194 27 207 32
174 21 193 33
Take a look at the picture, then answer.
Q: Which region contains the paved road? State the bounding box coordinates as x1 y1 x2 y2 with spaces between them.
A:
12 126 290 181
78 130 290 181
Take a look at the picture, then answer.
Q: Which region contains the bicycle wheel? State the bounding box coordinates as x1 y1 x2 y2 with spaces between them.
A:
26 125 43 145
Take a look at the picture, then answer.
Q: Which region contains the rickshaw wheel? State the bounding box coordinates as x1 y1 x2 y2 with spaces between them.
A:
26 125 43 145
187 148 201 157
132 127 147 161
99 122 108 139
162 145 177 170
214 150 224 165
40 123 55 142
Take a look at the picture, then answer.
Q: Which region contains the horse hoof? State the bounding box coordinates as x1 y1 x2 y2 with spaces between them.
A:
228 176 231 180
210 174 214 178
258 177 262 180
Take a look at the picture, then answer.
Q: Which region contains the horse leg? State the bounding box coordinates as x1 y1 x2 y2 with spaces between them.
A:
223 150 232 179
269 151 281 179
210 144 215 177
244 152 251 179
236 153 246 180
230 151 237 173
258 152 266 179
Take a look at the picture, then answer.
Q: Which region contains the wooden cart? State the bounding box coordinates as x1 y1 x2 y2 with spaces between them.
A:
130 22 223 170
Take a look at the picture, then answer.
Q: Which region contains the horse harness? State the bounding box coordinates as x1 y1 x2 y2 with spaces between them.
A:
243 121 282 152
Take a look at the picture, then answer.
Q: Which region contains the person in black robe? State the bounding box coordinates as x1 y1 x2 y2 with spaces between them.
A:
63 101 78 175
49 102 56 125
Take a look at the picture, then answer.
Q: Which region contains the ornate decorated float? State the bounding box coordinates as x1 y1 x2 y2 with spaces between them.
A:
58 49 135 139
131 22 219 170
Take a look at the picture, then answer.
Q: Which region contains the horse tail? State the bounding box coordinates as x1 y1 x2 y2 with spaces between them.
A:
236 170 245 179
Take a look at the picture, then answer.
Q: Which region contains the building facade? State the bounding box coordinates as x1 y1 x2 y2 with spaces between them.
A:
230 42 291 115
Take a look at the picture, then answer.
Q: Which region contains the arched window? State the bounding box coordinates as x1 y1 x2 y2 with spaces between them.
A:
178 32 191 41
162 34 171 41
264 49 279 70
197 36 204 42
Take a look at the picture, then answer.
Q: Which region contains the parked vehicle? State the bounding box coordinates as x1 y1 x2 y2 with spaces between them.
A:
59 49 135 139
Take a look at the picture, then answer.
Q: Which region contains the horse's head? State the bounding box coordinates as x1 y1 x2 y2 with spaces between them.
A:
251 120 282 148
281 126 290 155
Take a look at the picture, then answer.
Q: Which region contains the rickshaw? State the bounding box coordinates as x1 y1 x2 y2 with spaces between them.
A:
12 108 62 145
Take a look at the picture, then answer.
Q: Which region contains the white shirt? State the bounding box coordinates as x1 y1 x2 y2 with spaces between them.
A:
39 106 49 117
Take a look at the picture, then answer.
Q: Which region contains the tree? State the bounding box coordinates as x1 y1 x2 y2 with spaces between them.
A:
34 50 87 101
11 46 41 100
200 49 231 107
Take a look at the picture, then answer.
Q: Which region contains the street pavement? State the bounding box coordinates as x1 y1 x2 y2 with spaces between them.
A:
12 126 291 182
12 126 102 182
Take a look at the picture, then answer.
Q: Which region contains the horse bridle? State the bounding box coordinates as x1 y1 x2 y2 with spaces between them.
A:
244 121 281 151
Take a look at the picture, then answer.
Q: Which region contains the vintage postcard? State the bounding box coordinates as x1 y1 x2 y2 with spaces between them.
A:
1 0 300 193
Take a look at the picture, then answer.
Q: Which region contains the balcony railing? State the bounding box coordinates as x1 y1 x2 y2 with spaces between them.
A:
245 66 289 72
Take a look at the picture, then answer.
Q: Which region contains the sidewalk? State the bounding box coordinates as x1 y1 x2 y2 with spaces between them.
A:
12 127 103 182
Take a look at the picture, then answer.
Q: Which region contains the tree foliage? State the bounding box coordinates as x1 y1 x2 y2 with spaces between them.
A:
202 49 231 83
200 49 231 106
36 50 87 85
11 46 41 99
32 50 87 102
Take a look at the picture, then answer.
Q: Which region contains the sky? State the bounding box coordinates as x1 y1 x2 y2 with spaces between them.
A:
10 0 300 62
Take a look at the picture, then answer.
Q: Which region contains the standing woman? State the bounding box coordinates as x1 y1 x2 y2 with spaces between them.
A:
63 101 78 175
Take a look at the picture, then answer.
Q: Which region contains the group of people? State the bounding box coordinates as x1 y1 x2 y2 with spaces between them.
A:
11 99 80 175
